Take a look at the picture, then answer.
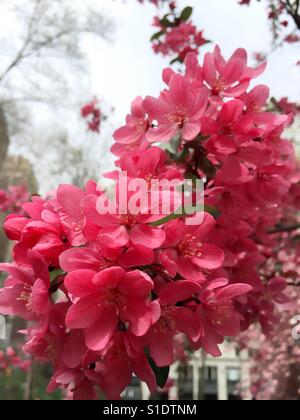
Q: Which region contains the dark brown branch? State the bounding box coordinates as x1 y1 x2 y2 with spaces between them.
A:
284 0 300 30
268 223 300 234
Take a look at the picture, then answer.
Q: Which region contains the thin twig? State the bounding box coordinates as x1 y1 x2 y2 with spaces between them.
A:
0 0 42 83
268 223 300 234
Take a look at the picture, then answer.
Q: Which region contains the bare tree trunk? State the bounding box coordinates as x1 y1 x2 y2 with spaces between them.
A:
0 106 10 262
0 105 9 176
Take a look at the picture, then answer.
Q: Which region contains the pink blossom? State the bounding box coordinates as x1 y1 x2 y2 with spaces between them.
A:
0 346 31 373
159 213 224 281
81 185 167 250
0 184 30 215
194 279 252 356
81 99 102 133
152 21 209 62
59 243 155 272
0 250 51 320
96 332 156 399
107 146 183 183
56 184 86 247
146 280 201 366
200 46 266 98
65 267 154 350
113 97 150 147
12 219 67 267
144 74 208 143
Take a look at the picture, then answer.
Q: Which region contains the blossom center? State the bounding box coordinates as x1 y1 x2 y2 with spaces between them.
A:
136 118 149 133
167 105 188 127
154 313 176 334
249 102 261 113
221 122 234 135
207 301 233 326
178 234 203 258
211 78 225 96
104 289 126 313
119 213 136 227
144 173 153 184
45 335 58 363
61 214 83 233
17 284 32 311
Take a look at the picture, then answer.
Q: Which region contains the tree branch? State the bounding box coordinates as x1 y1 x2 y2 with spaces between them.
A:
0 0 42 83
268 223 300 234
284 0 300 30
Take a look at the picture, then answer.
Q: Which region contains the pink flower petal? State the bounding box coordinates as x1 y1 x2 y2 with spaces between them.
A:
130 224 166 249
60 248 101 272
65 295 101 329
65 270 97 298
159 280 200 306
192 244 225 270
84 308 118 351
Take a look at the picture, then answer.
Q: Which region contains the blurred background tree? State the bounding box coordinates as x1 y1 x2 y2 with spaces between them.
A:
0 0 114 193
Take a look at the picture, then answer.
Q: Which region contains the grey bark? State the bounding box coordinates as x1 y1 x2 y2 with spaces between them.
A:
0 106 9 174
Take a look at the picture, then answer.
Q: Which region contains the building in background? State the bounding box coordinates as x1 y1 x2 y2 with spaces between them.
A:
123 341 251 401
0 155 38 263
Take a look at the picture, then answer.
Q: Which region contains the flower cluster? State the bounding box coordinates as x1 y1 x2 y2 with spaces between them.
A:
0 347 31 374
0 45 298 400
81 99 102 133
150 5 209 63
0 185 30 216
272 97 300 121
113 45 299 340
239 287 300 400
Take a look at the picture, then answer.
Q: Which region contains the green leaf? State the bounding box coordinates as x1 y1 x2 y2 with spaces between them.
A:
204 204 221 219
173 147 189 163
159 142 175 154
49 269 65 294
150 30 165 42
150 204 220 227
180 7 193 22
160 15 172 27
0 272 7 287
197 154 217 180
50 269 64 282
149 208 186 227
170 131 182 153
148 357 170 389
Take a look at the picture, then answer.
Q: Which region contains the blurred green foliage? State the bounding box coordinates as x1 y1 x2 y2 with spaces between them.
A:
0 368 26 400
0 362 63 400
